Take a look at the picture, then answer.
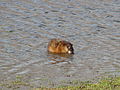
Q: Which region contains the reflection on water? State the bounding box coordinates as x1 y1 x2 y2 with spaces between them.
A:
0 0 120 89
47 53 73 64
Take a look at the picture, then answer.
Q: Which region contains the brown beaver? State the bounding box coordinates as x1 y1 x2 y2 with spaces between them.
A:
48 39 74 54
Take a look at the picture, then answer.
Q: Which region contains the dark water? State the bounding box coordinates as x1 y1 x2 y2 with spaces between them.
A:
0 0 120 89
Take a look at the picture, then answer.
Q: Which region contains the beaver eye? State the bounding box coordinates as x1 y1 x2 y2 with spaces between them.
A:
67 46 71 49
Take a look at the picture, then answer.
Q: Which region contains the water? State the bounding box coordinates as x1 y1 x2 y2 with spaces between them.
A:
0 0 120 89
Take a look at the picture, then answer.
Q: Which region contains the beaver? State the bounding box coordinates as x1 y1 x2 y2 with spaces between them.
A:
48 39 74 54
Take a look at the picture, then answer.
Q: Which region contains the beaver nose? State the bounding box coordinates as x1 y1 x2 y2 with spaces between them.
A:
68 51 71 54
68 50 74 54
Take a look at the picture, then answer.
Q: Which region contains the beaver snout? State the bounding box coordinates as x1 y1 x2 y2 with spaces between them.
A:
67 44 74 54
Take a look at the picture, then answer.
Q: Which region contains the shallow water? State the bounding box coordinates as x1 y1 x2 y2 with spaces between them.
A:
0 0 120 89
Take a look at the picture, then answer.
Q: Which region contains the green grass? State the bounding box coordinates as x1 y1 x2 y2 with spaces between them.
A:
34 77 120 90
0 76 120 90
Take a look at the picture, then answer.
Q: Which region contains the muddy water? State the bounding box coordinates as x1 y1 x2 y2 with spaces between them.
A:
0 0 120 89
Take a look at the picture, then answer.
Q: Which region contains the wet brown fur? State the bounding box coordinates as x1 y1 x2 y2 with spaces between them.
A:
48 39 74 54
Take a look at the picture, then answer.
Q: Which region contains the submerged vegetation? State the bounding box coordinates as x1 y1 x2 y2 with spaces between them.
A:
0 76 120 90
0 76 33 89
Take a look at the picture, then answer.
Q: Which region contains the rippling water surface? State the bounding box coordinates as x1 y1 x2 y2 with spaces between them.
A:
0 0 120 89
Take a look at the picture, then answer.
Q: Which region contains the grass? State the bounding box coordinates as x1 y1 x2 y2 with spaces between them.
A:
0 76 120 90
33 76 120 90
